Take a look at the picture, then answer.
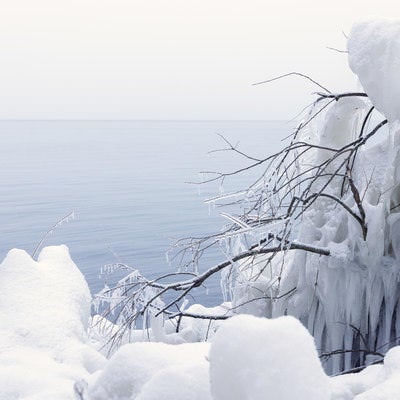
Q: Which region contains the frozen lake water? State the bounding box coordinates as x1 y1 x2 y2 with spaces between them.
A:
0 120 288 305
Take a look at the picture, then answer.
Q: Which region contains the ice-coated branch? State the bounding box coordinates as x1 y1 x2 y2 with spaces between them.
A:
96 78 394 371
32 211 75 259
316 92 368 101
148 240 329 317
346 168 368 239
320 348 384 360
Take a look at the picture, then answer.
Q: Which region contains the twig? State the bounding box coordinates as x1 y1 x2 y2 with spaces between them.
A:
252 72 332 94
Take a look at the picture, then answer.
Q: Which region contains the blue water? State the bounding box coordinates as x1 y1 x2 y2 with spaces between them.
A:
0 120 288 306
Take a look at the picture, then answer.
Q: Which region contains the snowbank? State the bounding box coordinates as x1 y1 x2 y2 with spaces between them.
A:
88 342 211 400
0 246 105 400
330 346 400 399
3 245 400 399
348 18 400 122
0 246 90 349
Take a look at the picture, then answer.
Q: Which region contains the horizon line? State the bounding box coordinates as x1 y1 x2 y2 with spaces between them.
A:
0 118 288 122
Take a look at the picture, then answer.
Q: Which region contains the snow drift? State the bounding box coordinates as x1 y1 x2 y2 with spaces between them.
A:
0 246 105 400
2 246 400 399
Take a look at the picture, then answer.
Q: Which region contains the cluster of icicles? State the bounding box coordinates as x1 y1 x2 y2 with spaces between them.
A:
232 96 400 374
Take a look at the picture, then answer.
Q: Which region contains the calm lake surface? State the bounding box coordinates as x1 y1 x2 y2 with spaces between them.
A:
0 120 289 306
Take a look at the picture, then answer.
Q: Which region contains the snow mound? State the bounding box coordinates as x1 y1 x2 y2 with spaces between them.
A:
0 246 91 350
0 246 105 400
209 315 330 400
348 18 400 121
330 345 400 399
88 342 211 400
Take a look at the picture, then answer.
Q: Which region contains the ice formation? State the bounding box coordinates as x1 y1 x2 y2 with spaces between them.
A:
348 18 400 122
232 18 400 374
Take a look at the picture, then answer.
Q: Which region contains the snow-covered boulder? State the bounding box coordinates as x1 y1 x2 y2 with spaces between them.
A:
348 18 400 122
209 315 331 400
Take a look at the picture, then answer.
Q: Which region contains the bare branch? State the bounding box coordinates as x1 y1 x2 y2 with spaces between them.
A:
252 72 332 94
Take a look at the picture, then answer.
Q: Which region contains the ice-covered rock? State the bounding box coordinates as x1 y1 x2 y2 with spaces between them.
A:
348 18 400 122
209 315 330 400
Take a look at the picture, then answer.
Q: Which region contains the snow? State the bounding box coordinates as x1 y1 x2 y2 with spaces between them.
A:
4 245 400 399
209 315 330 400
0 246 105 400
87 342 211 400
330 346 400 399
348 18 400 122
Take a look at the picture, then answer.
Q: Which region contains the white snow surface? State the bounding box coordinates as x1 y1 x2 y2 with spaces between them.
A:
88 342 211 400
348 18 400 121
0 246 106 400
2 246 400 399
209 314 331 400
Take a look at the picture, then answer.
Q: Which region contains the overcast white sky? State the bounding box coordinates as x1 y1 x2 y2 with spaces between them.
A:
1 0 399 120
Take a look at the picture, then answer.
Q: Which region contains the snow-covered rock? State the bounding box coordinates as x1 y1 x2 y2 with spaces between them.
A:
348 18 400 122
209 315 331 400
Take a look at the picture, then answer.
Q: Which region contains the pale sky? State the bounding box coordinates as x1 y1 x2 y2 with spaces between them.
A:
1 0 399 120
